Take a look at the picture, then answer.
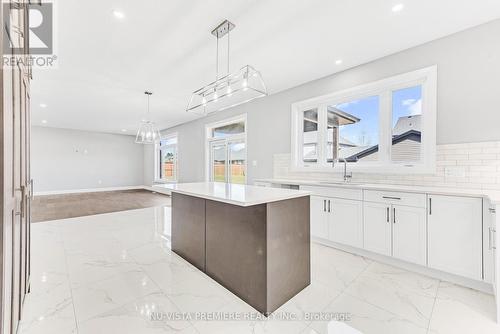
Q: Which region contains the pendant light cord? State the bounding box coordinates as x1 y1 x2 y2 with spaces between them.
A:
227 29 230 74
145 91 152 120
215 36 219 82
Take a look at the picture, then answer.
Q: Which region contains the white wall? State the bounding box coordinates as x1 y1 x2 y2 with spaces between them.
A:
145 19 500 185
32 126 144 193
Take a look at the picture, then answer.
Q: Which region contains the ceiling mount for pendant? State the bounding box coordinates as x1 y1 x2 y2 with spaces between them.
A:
135 91 161 144
211 20 235 38
186 19 267 115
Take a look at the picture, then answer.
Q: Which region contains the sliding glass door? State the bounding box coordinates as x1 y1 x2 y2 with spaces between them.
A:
209 139 246 184
210 141 227 182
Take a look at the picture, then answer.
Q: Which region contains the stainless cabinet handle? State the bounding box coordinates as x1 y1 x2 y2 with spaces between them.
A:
429 197 432 215
323 200 326 212
383 196 401 200
493 229 497 250
393 207 396 224
30 179 34 199
490 208 496 214
386 207 390 223
328 200 331 213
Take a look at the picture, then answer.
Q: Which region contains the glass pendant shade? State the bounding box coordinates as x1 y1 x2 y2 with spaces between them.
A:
135 120 161 144
187 65 267 115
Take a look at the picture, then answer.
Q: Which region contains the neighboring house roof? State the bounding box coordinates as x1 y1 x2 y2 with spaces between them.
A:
339 136 357 147
393 115 421 136
338 145 372 159
327 107 361 126
344 130 421 162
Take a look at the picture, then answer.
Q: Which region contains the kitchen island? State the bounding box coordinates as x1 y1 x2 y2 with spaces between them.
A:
153 182 311 314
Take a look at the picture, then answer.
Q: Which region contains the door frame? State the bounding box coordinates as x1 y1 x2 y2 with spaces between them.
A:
208 137 247 184
204 114 247 183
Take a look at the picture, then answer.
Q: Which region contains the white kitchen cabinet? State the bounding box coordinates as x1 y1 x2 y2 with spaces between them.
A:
392 205 427 266
363 202 392 256
329 198 363 248
428 195 483 281
310 195 329 239
483 202 495 283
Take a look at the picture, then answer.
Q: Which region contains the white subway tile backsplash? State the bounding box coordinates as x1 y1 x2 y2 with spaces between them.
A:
273 141 500 191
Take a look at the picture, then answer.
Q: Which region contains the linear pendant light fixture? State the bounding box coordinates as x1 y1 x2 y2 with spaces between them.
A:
186 20 267 115
135 91 161 144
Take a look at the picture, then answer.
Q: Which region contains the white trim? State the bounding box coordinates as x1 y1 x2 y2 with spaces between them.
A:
34 185 148 196
204 114 248 183
155 132 178 183
291 66 437 174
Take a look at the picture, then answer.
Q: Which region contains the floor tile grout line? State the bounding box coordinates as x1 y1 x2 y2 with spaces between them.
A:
426 280 441 334
126 250 201 330
59 224 80 334
305 255 373 333
339 259 435 331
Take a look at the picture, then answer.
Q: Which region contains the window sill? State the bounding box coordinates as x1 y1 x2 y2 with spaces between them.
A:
154 179 177 184
290 164 436 175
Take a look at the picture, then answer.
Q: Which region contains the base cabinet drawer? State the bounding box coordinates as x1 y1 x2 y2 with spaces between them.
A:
428 195 482 280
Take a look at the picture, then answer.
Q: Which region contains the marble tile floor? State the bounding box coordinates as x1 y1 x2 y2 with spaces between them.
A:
20 206 500 334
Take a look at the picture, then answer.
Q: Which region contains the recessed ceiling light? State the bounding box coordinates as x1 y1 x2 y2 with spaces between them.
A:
41 120 47 124
40 103 47 108
112 10 125 19
121 129 127 132
335 59 343 65
392 3 404 12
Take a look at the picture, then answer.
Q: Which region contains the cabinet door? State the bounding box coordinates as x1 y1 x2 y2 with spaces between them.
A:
329 198 363 248
392 205 426 266
483 204 495 284
428 195 482 280
310 196 328 239
363 202 392 256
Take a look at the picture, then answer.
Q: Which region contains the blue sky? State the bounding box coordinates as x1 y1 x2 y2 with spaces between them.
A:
336 85 422 146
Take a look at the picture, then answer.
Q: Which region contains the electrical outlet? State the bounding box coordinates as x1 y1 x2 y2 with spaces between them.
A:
252 160 257 167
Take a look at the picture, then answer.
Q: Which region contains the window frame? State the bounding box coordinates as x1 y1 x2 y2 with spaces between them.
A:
205 114 248 183
291 66 437 174
155 133 178 183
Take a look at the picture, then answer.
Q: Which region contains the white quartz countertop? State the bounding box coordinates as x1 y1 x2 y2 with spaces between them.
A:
153 182 311 207
254 178 500 205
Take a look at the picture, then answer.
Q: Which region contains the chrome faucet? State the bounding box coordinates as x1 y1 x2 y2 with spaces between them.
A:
337 158 353 183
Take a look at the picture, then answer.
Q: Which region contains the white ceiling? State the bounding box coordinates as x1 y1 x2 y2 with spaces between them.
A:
32 0 500 135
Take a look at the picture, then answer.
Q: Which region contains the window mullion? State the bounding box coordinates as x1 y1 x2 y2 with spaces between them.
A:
317 104 327 167
379 91 392 165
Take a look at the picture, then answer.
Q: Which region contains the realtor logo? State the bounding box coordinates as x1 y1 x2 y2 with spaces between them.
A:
3 1 57 68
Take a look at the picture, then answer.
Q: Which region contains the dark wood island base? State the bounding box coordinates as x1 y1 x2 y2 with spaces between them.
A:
172 192 311 314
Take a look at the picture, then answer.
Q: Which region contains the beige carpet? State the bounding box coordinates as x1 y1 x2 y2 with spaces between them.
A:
32 189 171 223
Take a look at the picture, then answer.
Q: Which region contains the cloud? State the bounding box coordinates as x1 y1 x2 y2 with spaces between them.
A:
402 98 416 106
409 99 422 115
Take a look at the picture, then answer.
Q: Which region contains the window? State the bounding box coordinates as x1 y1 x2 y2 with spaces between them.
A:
302 108 319 165
327 95 380 164
156 134 178 182
291 66 437 173
206 115 247 184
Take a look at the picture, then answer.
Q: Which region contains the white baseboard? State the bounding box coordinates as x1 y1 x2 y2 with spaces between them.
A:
313 237 494 295
34 185 151 196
